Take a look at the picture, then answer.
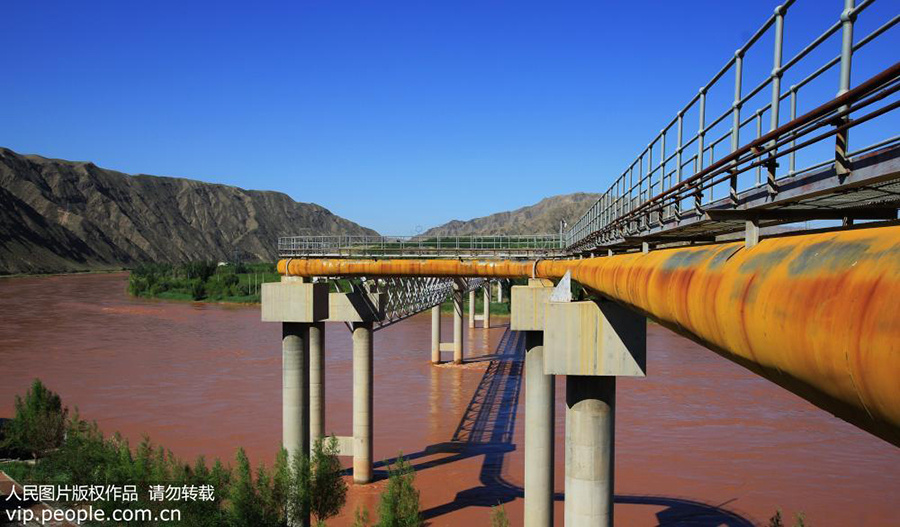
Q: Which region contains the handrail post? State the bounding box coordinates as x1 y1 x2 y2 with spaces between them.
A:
697 89 706 175
676 112 683 220
628 166 634 214
647 142 653 201
789 86 798 175
693 157 702 213
659 131 666 221
637 154 644 205
755 109 763 185
836 0 855 177
767 4 785 196
731 49 743 205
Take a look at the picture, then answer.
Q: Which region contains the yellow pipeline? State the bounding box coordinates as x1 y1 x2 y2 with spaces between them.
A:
279 225 900 446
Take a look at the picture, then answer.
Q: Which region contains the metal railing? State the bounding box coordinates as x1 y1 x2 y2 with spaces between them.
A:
566 0 900 251
279 234 565 258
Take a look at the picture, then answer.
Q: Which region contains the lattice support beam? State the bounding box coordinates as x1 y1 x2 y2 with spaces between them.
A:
316 276 491 331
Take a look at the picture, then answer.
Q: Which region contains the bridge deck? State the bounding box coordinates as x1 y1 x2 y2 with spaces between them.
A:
577 144 900 252
279 234 565 259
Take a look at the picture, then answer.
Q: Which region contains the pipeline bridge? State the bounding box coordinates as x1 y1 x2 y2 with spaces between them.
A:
262 1 899 526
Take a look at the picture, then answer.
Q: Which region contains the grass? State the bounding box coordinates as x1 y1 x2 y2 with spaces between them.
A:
438 297 511 316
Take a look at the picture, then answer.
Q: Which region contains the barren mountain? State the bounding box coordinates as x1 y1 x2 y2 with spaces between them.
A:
0 147 377 275
423 192 601 236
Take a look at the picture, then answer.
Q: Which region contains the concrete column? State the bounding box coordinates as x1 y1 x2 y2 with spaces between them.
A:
309 322 325 445
497 280 503 303
431 305 442 364
352 321 374 484
525 331 554 527
468 289 476 328
483 285 491 329
283 323 310 460
565 375 615 527
453 282 464 364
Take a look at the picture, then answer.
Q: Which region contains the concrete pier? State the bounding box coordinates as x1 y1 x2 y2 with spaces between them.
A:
511 280 556 527
453 281 464 364
282 323 310 462
352 321 374 483
525 331 554 527
431 305 441 364
483 285 491 329
468 289 476 328
565 376 615 527
540 281 645 527
262 278 328 527
309 321 325 444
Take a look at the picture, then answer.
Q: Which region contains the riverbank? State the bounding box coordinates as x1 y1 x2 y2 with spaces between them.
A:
0 267 127 280
128 261 279 303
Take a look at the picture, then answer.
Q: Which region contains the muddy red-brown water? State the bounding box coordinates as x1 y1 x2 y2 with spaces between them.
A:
1 273 898 526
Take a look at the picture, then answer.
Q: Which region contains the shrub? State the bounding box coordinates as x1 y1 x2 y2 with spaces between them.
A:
184 261 218 282
0 379 68 459
769 510 784 527
353 506 372 527
376 453 420 527
769 509 809 527
490 503 509 527
310 436 348 525
128 276 149 296
228 448 265 526
287 449 311 526
191 279 207 301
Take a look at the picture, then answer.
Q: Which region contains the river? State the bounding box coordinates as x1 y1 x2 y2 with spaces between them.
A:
0 273 897 526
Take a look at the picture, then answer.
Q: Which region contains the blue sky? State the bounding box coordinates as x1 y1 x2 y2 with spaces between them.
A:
2 1 897 234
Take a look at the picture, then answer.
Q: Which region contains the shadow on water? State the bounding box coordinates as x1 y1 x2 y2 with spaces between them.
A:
373 326 755 526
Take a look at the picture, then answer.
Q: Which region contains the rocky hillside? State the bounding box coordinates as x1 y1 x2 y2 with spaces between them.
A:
0 148 377 275
423 192 601 236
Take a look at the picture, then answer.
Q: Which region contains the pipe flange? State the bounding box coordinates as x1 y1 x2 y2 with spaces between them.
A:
531 258 543 279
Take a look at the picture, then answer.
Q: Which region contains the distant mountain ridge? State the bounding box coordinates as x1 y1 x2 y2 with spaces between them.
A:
0 147 377 275
423 192 601 236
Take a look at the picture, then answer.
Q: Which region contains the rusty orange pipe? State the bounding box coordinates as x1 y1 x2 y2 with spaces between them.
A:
279 225 900 446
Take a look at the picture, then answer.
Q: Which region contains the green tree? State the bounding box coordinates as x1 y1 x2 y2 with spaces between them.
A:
255 462 286 527
229 448 265 526
0 379 68 458
182 456 230 527
287 449 311 527
309 436 348 525
376 453 420 527
272 447 291 520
